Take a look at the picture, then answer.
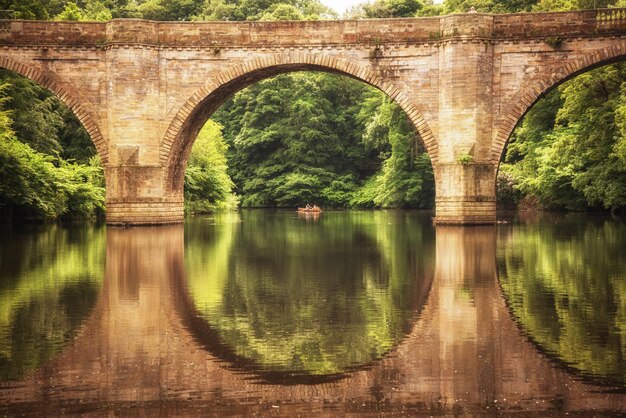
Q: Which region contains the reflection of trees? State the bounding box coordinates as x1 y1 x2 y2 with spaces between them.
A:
497 217 626 386
0 225 104 380
184 210 434 377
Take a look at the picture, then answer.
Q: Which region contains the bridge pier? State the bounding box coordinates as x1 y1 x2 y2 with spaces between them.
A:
105 165 184 226
434 163 497 225
432 14 497 225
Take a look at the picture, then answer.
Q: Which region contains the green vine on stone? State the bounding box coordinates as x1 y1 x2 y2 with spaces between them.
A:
545 37 563 49
370 37 383 59
457 153 473 165
428 31 442 41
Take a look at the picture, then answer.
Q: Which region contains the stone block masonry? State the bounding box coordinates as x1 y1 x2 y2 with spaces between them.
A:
2 9 626 224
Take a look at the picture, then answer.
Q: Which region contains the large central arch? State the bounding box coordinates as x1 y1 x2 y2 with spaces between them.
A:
160 53 438 192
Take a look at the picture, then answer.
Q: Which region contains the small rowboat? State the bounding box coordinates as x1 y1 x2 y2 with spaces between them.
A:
297 207 322 213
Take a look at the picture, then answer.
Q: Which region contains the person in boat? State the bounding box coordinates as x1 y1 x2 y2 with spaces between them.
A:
305 203 312 209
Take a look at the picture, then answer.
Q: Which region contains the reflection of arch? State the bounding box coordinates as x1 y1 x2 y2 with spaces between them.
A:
496 248 626 389
498 282 626 390
161 53 438 191
0 56 108 163
491 44 626 163
171 259 434 385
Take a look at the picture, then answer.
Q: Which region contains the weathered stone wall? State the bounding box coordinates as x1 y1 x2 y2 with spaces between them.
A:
1 10 626 224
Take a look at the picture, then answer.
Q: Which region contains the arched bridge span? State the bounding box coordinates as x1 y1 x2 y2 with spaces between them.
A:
2 10 626 224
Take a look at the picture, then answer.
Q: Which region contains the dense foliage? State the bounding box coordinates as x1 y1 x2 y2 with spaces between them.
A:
212 73 433 208
500 65 626 211
1 0 625 218
184 120 236 213
0 82 105 221
0 0 334 21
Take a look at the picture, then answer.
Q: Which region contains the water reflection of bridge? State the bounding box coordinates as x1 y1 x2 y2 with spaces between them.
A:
1 226 624 415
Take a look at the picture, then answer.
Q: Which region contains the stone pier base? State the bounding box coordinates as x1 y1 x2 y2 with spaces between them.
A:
433 163 497 225
105 166 184 226
106 199 184 226
434 197 497 225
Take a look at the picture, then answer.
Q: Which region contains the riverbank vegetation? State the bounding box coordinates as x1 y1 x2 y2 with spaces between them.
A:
0 78 105 222
212 72 434 209
0 0 624 221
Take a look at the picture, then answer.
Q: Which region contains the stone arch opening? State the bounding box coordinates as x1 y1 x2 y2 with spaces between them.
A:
161 55 437 193
0 56 108 164
492 46 626 164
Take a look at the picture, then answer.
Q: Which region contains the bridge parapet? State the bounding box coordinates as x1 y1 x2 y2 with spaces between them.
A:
105 19 157 45
0 20 105 45
493 8 626 38
440 13 493 39
2 9 626 49
0 18 442 47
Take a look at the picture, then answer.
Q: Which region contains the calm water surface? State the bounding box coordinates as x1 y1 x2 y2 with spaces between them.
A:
0 210 624 416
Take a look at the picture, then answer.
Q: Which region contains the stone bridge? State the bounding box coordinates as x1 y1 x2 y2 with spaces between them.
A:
1 226 625 415
2 9 626 224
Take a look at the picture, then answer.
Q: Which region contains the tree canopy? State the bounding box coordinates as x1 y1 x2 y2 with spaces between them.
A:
0 83 105 221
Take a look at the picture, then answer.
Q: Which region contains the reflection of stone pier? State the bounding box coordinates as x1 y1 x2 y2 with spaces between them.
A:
1 226 625 415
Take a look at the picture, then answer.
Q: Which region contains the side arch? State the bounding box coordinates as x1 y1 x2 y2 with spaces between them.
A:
161 53 437 192
0 56 108 163
491 43 626 164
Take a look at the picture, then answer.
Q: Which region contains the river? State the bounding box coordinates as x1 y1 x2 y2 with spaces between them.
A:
0 210 624 416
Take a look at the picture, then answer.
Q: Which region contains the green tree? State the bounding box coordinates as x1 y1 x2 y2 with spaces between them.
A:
500 64 626 212
362 0 425 17
135 0 203 20
0 70 64 157
54 2 84 20
352 96 434 208
214 72 380 208
259 3 304 20
82 0 113 20
0 133 105 220
0 0 53 19
0 83 104 221
0 0 129 20
193 0 333 21
185 120 236 213
443 0 539 13
532 0 615 11
192 0 239 20
0 70 96 163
